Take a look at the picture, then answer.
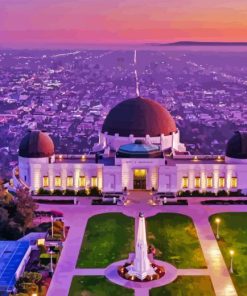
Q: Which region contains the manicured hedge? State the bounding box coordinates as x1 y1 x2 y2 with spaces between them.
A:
36 187 102 197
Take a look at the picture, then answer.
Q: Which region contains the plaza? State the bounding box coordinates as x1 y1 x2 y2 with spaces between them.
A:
36 191 247 296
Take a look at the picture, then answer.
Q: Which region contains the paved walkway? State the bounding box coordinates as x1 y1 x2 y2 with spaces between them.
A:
42 196 247 296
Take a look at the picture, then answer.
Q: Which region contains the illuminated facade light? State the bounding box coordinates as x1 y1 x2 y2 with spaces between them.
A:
216 155 222 161
43 176 49 187
182 177 189 188
194 177 201 188
207 177 213 188
67 176 74 187
54 176 61 187
231 177 238 188
79 176 86 187
219 177 225 188
91 176 98 187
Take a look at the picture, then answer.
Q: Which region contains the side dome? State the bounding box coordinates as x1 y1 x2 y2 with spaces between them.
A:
19 130 55 158
226 131 247 159
102 97 177 137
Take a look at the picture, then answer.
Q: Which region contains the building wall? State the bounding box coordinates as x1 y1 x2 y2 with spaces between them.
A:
176 163 247 192
18 156 247 194
28 161 104 192
103 166 122 192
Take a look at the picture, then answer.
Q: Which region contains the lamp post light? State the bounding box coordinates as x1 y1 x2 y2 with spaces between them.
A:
229 250 234 274
51 215 54 238
215 218 221 240
49 249 55 274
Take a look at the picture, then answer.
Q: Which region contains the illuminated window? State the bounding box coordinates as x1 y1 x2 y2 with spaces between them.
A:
194 177 201 188
134 169 147 178
182 177 189 188
207 177 213 188
231 177 237 188
43 176 49 187
54 176 61 187
219 177 225 188
79 176 86 187
67 176 74 187
91 176 97 187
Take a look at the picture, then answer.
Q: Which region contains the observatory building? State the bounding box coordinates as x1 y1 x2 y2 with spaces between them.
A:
13 97 247 194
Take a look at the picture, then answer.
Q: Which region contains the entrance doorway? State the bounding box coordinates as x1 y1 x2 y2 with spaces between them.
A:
133 169 147 190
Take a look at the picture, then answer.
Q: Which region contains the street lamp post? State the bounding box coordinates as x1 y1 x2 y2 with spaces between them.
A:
49 250 55 274
229 250 234 274
215 218 221 240
51 215 54 238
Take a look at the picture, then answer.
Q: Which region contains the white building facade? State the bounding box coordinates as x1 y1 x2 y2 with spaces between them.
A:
13 98 247 195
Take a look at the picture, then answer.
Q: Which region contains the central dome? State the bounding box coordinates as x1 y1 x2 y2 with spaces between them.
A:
102 97 177 137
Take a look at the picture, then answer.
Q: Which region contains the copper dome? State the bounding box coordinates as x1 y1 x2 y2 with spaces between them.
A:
226 131 247 159
102 97 177 137
19 130 55 158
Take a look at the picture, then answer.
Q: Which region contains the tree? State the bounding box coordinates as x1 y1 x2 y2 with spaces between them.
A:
15 188 38 233
0 207 8 233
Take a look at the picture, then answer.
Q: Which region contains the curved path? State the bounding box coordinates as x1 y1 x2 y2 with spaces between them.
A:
43 192 246 296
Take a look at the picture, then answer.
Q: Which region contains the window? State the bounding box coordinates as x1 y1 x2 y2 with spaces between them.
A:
91 176 97 187
194 177 201 188
54 176 61 187
219 177 225 188
231 177 237 188
182 177 188 188
67 176 74 187
79 176 86 187
207 177 213 188
43 176 49 187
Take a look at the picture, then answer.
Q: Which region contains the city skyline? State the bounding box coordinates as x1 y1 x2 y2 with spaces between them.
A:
1 0 247 47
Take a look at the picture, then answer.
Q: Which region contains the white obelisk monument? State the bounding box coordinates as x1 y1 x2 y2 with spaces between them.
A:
127 212 156 280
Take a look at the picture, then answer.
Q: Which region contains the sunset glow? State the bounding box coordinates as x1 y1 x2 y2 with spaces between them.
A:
1 0 247 47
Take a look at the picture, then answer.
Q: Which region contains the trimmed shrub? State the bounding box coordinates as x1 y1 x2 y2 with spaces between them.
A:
89 186 102 196
229 189 243 197
77 189 88 196
64 189 76 196
217 190 228 196
191 190 200 196
52 189 64 196
178 190 191 197
37 188 50 196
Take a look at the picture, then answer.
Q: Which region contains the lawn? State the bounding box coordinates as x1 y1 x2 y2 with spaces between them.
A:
209 213 247 296
77 213 134 268
150 276 215 296
69 276 134 296
147 213 206 268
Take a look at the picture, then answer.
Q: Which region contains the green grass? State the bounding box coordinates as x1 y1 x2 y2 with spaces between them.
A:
209 213 247 296
69 276 134 296
77 213 134 268
147 213 206 268
150 276 215 296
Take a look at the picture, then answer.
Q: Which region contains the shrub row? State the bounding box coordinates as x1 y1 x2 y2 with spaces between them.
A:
178 189 245 197
202 199 247 205
37 187 102 196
